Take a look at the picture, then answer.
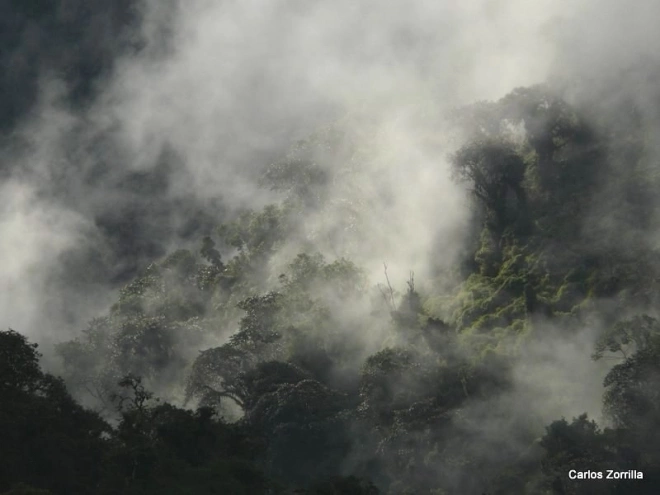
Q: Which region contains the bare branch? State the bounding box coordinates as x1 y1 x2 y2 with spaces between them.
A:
377 283 395 313
383 263 395 309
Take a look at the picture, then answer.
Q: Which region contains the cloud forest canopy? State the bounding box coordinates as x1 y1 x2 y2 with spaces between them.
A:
3 1 660 494
1 82 659 494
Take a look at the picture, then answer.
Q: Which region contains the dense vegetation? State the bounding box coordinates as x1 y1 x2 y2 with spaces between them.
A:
3 81 660 494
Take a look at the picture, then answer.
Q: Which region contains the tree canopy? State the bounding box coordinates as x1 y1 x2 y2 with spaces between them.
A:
5 83 660 494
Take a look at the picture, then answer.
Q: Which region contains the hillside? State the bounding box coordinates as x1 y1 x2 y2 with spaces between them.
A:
3 1 660 494
3 84 660 493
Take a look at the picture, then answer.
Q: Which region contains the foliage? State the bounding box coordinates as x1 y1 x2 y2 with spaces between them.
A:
12 82 660 493
0 330 109 495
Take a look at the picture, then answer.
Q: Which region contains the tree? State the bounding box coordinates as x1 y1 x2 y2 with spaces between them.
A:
451 138 527 234
245 378 352 485
99 375 277 495
186 344 254 410
540 415 620 495
0 330 109 495
299 476 380 494
593 315 660 361
603 342 660 434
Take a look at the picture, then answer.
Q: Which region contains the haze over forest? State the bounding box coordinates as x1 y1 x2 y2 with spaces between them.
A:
2 1 660 494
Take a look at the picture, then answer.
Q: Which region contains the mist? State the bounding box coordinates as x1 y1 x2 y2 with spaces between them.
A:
2 0 565 342
3 0 660 493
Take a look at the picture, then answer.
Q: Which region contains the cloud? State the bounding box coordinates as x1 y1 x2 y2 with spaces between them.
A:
3 0 660 414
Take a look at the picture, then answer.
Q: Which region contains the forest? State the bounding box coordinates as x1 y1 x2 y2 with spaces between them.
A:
2 1 660 495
